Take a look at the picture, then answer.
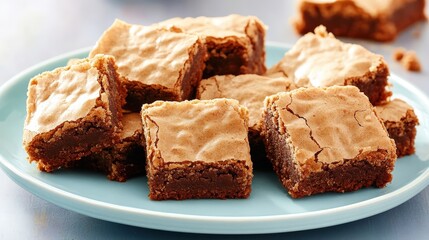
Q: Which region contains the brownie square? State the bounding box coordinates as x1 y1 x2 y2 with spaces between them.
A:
141 99 253 200
262 86 397 198
157 14 267 78
197 73 296 165
267 26 391 106
23 55 126 172
375 99 419 157
197 73 295 143
77 112 146 182
293 0 427 42
90 19 207 111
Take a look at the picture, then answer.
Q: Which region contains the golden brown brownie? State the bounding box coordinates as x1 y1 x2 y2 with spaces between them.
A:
268 26 391 106
375 99 419 157
141 99 253 200
90 19 207 111
157 14 266 78
262 86 397 198
197 73 296 165
23 55 126 172
293 0 427 42
78 112 145 182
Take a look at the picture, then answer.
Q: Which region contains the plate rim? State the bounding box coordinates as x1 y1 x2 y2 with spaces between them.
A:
1 42 429 234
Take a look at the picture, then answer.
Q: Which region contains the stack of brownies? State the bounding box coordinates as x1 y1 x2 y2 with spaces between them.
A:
23 14 419 200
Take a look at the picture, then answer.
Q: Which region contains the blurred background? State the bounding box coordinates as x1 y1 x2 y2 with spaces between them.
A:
0 0 299 83
0 0 428 239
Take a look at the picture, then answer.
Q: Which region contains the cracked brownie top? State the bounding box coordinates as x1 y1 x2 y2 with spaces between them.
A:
267 26 387 87
156 14 266 42
141 99 251 167
264 86 396 169
89 19 202 89
24 55 108 134
197 73 296 133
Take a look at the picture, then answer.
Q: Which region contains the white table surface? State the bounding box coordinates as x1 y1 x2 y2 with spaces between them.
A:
1 0 428 239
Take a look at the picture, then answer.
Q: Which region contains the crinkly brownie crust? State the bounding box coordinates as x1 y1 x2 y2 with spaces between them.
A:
90 20 207 111
268 26 392 105
141 99 253 200
262 86 396 198
156 15 267 78
23 55 125 172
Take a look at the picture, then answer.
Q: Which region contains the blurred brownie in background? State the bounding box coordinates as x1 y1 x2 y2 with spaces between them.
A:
293 0 427 42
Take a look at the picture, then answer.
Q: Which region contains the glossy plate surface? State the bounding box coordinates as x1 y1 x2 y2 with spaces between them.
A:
1 43 428 234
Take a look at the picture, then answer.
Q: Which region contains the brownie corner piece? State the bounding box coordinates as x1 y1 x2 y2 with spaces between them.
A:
268 25 392 105
375 98 419 157
157 14 267 78
23 54 125 172
141 99 253 200
197 73 296 166
201 15 267 78
90 19 207 111
197 74 295 136
262 86 397 198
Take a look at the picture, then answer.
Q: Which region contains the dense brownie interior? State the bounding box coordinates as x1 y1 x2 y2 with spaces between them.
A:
78 141 145 182
204 41 247 78
96 56 126 126
386 122 417 157
28 120 115 172
180 42 207 100
24 56 124 172
148 161 252 200
295 0 426 41
264 107 394 198
124 83 181 112
345 64 391 105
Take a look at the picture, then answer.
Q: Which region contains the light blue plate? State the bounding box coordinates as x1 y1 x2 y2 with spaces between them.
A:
1 43 429 234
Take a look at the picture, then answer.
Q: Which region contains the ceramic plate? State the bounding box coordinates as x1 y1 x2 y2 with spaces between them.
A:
1 43 429 234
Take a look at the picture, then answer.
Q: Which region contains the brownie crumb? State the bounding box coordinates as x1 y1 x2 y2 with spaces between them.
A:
393 48 422 72
413 29 421 38
393 48 406 61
